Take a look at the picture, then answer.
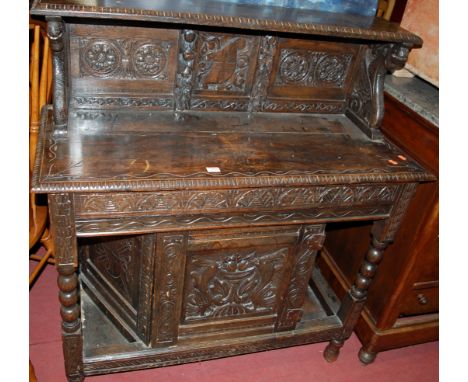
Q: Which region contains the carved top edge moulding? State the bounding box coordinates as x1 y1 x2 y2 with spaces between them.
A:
30 0 422 46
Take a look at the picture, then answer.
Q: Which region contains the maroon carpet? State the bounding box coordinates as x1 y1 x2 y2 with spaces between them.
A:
30 260 438 382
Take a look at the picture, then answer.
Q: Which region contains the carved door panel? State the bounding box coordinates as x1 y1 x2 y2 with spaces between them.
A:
80 234 157 344
157 224 327 344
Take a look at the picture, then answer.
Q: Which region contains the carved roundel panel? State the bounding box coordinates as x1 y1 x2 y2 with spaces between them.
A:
82 40 121 77
133 43 167 78
315 55 347 85
279 52 309 83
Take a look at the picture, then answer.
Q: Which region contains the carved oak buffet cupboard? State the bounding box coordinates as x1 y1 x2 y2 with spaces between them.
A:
30 1 433 381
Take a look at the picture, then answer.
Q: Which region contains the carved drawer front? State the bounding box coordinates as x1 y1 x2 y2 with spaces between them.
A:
68 23 178 110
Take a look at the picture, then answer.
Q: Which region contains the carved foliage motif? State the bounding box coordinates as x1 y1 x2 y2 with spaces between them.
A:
195 33 256 93
73 96 173 109
78 37 171 79
275 49 353 88
184 248 288 321
261 100 345 113
75 185 398 216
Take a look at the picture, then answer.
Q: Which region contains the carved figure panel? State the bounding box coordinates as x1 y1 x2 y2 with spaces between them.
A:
274 49 353 88
194 33 259 94
76 37 172 80
183 247 289 321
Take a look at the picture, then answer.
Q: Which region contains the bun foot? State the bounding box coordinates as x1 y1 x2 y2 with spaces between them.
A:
358 347 377 365
323 339 344 363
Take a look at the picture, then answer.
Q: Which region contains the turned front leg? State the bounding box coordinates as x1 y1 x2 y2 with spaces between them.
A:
324 183 417 363
49 193 84 381
58 264 84 382
324 236 388 362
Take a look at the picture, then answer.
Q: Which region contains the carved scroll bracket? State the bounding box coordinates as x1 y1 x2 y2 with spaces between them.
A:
46 16 69 136
347 42 414 141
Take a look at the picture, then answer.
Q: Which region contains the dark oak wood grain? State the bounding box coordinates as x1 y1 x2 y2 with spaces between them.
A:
30 1 431 380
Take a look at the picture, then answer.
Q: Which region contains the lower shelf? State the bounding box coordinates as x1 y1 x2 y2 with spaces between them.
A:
81 267 343 376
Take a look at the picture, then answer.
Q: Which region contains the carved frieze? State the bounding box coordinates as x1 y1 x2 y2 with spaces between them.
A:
184 248 288 321
77 37 171 80
72 96 173 109
75 206 390 236
74 185 398 217
191 99 249 111
275 49 353 88
194 33 258 94
261 100 345 113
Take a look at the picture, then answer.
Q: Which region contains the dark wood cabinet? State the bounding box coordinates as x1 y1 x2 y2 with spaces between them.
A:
319 86 438 363
30 1 434 380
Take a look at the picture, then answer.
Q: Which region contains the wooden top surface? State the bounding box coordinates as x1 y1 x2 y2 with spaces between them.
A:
32 107 432 193
30 0 421 46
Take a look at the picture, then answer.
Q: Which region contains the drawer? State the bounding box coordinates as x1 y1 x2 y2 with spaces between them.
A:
400 287 438 316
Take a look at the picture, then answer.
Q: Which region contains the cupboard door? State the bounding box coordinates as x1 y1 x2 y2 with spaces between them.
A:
167 225 325 344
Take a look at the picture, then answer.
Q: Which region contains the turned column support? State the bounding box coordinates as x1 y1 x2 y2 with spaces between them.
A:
46 16 68 135
324 183 417 363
